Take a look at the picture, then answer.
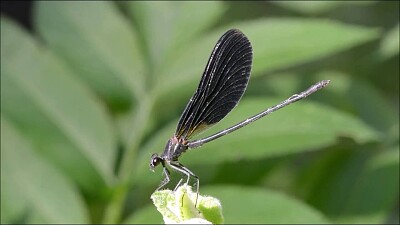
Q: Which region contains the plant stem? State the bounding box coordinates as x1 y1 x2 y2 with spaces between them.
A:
103 97 153 223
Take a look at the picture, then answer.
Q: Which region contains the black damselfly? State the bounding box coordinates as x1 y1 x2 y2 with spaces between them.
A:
150 29 330 203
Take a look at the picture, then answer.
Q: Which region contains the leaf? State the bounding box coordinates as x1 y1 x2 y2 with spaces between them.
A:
1 117 89 223
34 1 146 108
124 185 330 223
206 185 330 223
134 95 380 186
315 71 399 134
272 1 376 15
124 1 225 77
239 19 380 76
379 24 399 59
335 148 400 223
1 17 116 189
192 99 379 163
301 144 399 224
153 18 380 105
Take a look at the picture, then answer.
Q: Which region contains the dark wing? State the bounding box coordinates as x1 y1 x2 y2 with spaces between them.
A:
175 29 253 140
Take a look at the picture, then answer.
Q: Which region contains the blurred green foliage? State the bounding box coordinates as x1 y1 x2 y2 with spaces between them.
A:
1 1 398 224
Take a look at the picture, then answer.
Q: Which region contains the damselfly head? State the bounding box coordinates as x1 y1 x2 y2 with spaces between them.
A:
150 153 162 172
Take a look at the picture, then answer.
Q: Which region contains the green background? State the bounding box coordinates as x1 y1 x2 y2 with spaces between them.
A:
1 1 398 224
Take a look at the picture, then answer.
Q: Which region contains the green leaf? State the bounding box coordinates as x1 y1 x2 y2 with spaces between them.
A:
125 1 225 77
272 1 376 15
1 117 89 223
300 145 399 224
315 71 399 135
34 1 146 108
1 17 116 189
239 19 380 76
195 98 379 161
379 24 399 59
125 185 330 223
334 148 399 223
135 96 380 185
153 18 380 104
205 185 330 223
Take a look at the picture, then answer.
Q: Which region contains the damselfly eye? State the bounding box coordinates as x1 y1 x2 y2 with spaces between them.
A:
152 157 160 166
150 153 161 169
